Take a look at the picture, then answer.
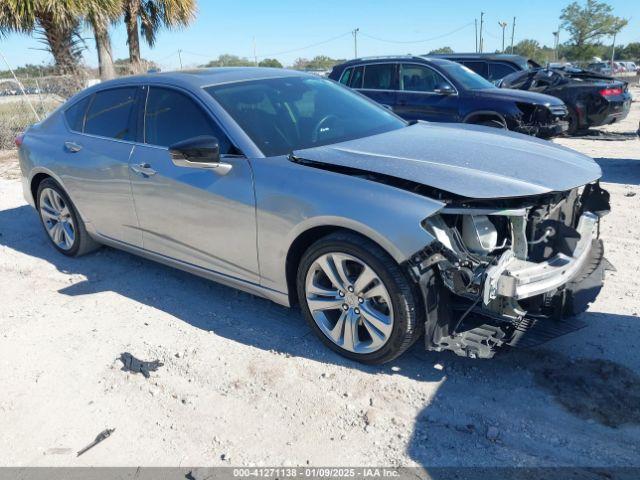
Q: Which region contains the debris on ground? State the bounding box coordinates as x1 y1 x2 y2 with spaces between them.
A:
571 130 639 141
77 428 115 457
118 352 163 379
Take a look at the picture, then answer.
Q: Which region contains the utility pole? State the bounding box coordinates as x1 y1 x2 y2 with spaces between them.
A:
510 17 516 54
474 19 478 53
178 49 183 70
253 37 258 66
610 31 617 71
352 28 360 59
479 12 484 53
498 21 508 52
552 30 560 61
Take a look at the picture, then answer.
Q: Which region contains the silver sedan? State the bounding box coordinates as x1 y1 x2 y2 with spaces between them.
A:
17 67 610 362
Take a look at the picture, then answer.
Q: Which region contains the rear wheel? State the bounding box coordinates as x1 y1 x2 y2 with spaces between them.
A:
566 107 586 135
297 232 423 364
36 178 100 257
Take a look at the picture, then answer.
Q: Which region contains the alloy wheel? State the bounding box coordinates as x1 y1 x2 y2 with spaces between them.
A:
39 187 75 251
305 252 394 354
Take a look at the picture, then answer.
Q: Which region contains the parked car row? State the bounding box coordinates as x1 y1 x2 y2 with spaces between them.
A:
329 56 568 137
329 53 632 137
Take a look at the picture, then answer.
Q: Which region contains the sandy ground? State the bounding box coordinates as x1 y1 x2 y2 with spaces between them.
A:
1 89 640 469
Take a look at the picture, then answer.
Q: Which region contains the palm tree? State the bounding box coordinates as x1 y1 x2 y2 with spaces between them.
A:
0 0 84 75
0 0 122 79
123 0 197 72
84 0 122 80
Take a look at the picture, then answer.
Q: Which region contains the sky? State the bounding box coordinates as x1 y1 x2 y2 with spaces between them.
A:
0 0 638 71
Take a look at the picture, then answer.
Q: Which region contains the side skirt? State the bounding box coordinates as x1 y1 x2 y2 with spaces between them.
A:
89 231 291 307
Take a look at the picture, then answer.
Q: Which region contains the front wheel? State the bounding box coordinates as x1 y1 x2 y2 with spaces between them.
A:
297 232 423 364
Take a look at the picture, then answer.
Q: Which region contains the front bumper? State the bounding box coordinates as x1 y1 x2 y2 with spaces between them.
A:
484 212 598 304
537 120 569 137
411 205 608 359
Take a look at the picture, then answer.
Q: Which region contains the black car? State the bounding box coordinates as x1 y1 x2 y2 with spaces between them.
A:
499 67 632 134
329 56 568 138
430 53 540 83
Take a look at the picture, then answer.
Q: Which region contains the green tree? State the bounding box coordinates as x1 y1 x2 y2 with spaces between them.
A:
0 0 123 77
620 42 640 61
0 0 84 74
513 39 541 61
123 0 197 71
258 58 283 68
293 55 345 71
428 47 454 54
560 0 628 61
201 54 254 67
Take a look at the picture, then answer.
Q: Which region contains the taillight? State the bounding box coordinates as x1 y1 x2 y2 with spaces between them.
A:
600 87 623 97
14 132 25 148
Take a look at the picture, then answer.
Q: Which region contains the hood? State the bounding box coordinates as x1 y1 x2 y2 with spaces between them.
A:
480 87 565 106
293 123 601 199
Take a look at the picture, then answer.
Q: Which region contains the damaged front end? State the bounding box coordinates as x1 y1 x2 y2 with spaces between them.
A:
513 102 569 138
407 182 612 359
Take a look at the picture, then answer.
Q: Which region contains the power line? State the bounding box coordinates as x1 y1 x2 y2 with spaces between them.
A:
360 22 474 45
257 31 352 59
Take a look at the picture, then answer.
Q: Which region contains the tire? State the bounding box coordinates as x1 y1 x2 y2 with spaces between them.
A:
566 107 586 136
297 231 423 364
36 178 100 257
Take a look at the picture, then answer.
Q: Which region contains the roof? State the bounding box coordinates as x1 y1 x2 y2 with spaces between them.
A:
84 67 309 92
428 53 535 69
332 55 458 69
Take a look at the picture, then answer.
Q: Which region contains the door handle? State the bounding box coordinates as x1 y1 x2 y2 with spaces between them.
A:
130 163 157 176
64 141 82 153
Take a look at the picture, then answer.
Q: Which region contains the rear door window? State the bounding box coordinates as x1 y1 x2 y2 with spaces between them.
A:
84 87 137 140
362 63 396 90
64 96 91 132
144 87 232 153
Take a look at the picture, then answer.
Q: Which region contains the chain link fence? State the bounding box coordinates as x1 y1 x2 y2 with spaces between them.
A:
0 74 90 149
0 59 166 150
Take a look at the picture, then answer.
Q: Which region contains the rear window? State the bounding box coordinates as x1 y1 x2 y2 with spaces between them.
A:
84 87 137 140
339 68 352 85
488 62 517 82
64 96 91 132
350 66 364 88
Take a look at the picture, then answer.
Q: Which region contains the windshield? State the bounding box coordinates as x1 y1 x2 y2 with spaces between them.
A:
439 63 496 90
205 76 406 157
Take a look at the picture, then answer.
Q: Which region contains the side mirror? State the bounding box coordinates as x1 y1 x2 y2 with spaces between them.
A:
434 84 455 95
169 136 232 175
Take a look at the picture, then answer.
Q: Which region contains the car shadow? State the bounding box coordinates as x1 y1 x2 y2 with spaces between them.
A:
0 204 445 380
595 157 640 185
2 204 640 468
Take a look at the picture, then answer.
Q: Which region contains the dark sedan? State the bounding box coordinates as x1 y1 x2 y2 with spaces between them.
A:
329 56 568 138
499 67 632 134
